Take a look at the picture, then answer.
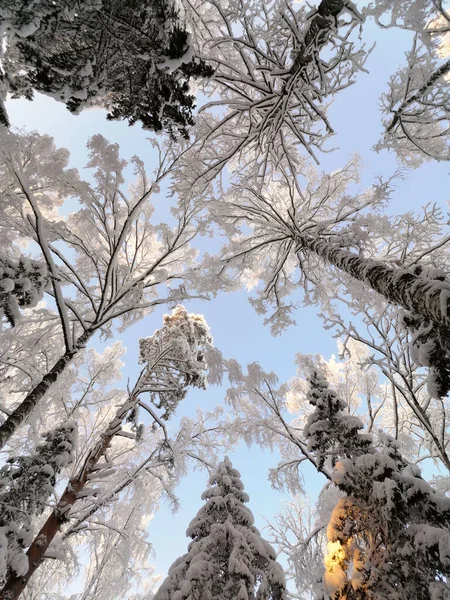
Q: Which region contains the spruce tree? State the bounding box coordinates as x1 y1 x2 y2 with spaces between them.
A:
304 370 450 599
304 370 372 470
154 457 287 600
0 254 48 327
1 0 213 135
0 423 77 582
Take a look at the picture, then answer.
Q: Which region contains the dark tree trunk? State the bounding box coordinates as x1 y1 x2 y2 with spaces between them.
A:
0 329 94 450
289 0 347 76
0 392 139 600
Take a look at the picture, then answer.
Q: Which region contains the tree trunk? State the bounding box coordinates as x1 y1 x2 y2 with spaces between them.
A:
0 392 139 600
0 74 9 128
288 0 347 76
295 233 450 327
0 329 94 450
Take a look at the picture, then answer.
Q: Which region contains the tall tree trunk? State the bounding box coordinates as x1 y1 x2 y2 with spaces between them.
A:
295 233 450 327
0 392 139 600
0 74 9 128
0 329 94 450
288 0 348 77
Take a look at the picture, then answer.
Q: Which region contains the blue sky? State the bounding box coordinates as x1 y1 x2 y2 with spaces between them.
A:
5 12 450 592
7 92 334 584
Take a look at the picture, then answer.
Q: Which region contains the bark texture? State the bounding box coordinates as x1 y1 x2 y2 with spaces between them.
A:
0 329 93 450
296 234 450 327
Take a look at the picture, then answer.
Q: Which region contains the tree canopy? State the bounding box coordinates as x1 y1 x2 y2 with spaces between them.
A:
0 0 213 135
1 0 450 598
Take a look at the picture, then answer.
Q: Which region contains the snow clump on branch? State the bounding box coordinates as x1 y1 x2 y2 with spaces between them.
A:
0 423 77 581
138 305 213 419
0 254 48 327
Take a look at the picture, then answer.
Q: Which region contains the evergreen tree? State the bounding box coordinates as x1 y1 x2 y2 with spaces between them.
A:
0 423 77 582
0 254 48 327
154 456 287 600
0 0 213 135
305 370 450 599
304 370 372 471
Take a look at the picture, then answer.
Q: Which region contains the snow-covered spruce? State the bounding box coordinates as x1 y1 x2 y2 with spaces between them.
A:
1 0 212 136
154 457 287 600
0 423 76 582
0 254 48 327
304 370 372 470
305 371 450 599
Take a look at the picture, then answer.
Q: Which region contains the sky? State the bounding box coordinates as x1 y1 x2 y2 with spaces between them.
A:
6 92 335 586
4 8 450 595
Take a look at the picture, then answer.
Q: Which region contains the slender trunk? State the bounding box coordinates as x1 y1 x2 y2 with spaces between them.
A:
0 74 9 128
295 234 450 327
0 329 93 450
63 468 142 540
0 391 140 600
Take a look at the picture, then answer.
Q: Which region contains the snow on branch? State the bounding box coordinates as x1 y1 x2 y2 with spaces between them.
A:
0 254 49 327
0 0 213 137
304 371 450 598
371 1 450 163
180 0 368 180
0 129 212 450
0 423 77 581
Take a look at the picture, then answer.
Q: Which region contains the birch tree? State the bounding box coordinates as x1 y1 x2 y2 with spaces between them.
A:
0 305 214 600
0 130 211 449
61 479 159 600
210 158 450 395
